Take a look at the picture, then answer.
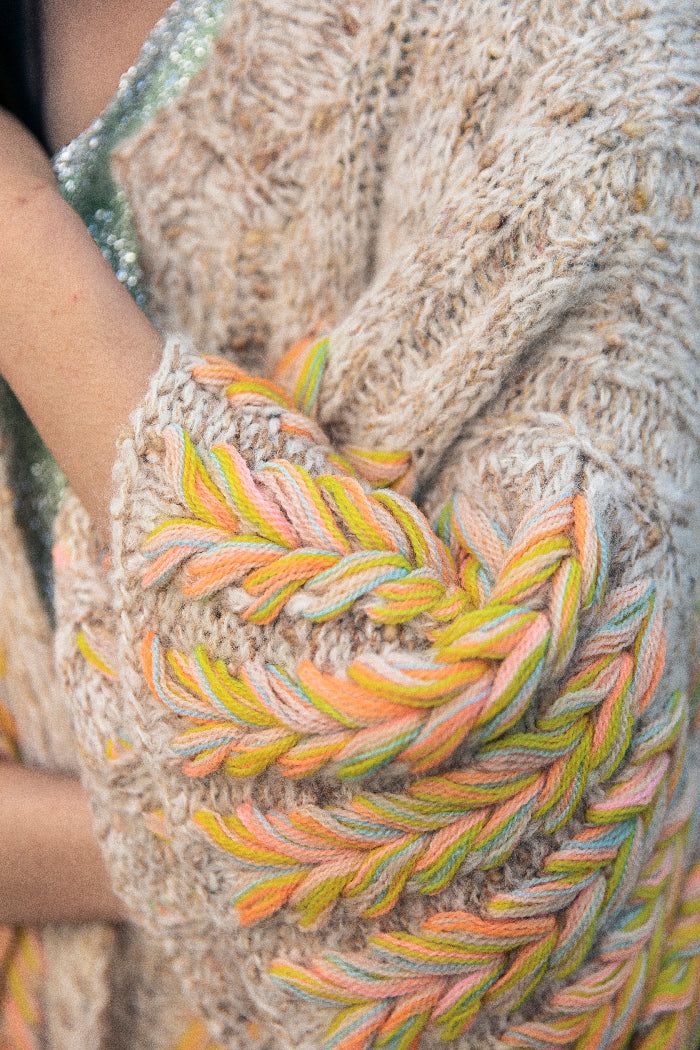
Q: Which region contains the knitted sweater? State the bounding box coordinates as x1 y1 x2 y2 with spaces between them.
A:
4 1 700 1048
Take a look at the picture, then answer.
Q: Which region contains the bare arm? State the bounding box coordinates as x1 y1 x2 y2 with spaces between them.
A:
0 108 161 540
0 761 125 924
0 110 161 924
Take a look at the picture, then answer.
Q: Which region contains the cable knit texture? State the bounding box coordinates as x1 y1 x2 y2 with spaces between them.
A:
46 1 699 1048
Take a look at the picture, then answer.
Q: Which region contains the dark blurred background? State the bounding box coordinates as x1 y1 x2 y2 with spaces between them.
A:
1 0 47 144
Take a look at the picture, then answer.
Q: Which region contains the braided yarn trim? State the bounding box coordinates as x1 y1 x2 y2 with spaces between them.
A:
135 348 697 1048
145 549 668 925
191 682 681 928
270 768 696 1049
629 860 700 1050
141 389 638 786
272 334 415 494
192 337 413 494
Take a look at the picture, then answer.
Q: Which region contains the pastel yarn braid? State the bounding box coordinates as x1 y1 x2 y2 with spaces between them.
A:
630 860 700 1050
500 790 700 1049
141 417 625 783
190 632 676 927
161 560 666 924
268 724 694 1049
135 347 698 1049
272 334 415 494
191 339 413 494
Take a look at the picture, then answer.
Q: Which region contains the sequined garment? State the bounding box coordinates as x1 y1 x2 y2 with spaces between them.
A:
0 0 230 613
2 2 699 1048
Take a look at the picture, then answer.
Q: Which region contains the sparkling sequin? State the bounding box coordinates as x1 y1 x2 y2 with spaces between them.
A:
5 0 230 613
53 0 231 308
0 384 63 614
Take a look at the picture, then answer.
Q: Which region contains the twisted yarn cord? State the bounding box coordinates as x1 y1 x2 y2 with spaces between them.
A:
500 785 700 1049
136 351 695 1048
141 380 626 784
192 579 670 926
630 860 700 1050
271 334 415 494
269 718 693 1049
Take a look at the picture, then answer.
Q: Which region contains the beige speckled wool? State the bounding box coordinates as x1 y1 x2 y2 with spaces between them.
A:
0 431 116 1049
0 425 206 1049
47 0 700 1047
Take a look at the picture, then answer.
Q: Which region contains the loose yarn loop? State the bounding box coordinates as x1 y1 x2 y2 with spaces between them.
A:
136 349 698 1048
271 333 416 495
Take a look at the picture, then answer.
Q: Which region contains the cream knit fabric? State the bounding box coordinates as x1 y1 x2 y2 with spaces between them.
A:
0 426 198 1049
48 1 699 1048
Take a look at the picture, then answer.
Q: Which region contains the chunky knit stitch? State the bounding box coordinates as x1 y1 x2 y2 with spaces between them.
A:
51 0 700 1041
35 0 700 1047
53 317 698 1050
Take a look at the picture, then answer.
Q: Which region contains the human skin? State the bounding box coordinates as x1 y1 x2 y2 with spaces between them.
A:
0 762 126 923
42 0 172 151
0 3 169 924
0 110 162 541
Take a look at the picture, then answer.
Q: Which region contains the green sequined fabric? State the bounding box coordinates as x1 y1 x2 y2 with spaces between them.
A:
1 0 230 616
0 383 64 613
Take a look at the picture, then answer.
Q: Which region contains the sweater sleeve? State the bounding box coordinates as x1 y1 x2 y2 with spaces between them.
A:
53 5 699 1049
270 0 699 687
